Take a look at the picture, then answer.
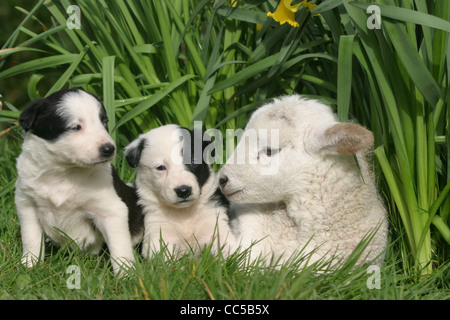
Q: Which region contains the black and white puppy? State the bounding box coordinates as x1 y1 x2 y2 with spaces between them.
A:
124 124 235 259
14 89 142 275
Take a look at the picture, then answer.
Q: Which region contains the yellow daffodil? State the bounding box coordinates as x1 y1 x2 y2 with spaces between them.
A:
267 0 319 28
299 0 319 16
267 0 301 28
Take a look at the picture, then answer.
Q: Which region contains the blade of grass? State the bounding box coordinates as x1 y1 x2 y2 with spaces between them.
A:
46 46 90 96
0 47 46 58
382 20 440 107
375 146 415 252
27 74 44 100
337 35 354 122
350 2 450 32
102 56 116 141
0 54 78 80
417 181 450 251
190 75 217 127
216 6 267 24
113 74 196 131
209 53 280 94
2 0 45 49
165 0 206 79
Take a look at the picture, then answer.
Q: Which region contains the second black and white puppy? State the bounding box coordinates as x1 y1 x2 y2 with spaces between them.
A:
124 124 235 259
14 89 142 275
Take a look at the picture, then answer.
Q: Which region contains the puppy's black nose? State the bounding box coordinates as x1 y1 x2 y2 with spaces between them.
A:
219 176 228 188
174 185 192 199
100 143 115 158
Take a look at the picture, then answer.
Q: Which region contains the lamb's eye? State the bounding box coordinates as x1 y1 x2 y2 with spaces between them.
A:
72 124 82 131
265 148 279 157
156 165 167 171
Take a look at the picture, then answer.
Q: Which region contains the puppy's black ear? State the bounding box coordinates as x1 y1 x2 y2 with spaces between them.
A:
125 137 146 168
19 98 47 131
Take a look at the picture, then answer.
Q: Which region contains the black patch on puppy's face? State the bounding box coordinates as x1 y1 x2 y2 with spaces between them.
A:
181 128 212 189
19 91 70 141
19 89 108 141
125 138 147 169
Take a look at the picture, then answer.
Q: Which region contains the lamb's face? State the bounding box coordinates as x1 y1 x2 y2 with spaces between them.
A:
219 95 374 204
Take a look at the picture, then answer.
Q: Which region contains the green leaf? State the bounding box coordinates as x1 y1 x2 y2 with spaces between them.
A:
46 46 89 96
350 2 450 32
190 75 217 126
209 54 280 94
132 44 157 54
113 74 196 131
383 20 441 106
374 146 415 252
312 0 343 15
27 74 44 101
337 35 354 122
0 54 78 80
102 56 116 135
0 47 45 58
18 25 67 48
0 110 21 122
2 0 45 49
214 99 272 129
216 7 267 24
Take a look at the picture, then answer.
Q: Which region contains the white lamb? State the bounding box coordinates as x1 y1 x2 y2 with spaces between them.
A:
219 95 388 268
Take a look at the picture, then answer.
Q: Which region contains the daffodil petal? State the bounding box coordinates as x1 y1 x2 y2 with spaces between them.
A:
267 0 300 28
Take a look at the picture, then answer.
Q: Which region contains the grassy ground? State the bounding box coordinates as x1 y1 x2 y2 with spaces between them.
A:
1 129 449 301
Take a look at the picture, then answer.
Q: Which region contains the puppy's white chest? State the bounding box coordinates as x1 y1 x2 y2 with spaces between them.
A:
40 205 101 249
16 171 107 252
36 178 81 209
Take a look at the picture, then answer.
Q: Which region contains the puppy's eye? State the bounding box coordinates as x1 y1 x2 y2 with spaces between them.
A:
72 124 82 131
102 118 108 129
156 165 167 171
265 148 279 157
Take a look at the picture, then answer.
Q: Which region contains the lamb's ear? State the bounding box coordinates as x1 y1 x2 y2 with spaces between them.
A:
19 98 46 131
320 123 374 155
124 137 146 168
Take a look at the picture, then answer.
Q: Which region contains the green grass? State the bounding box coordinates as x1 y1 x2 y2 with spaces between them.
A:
1 133 449 300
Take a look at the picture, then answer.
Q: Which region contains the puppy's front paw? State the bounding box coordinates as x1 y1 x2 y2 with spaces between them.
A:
21 253 40 268
112 257 137 279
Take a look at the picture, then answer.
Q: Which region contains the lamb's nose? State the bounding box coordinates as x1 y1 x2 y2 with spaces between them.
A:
219 175 228 188
175 185 192 199
100 143 115 158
